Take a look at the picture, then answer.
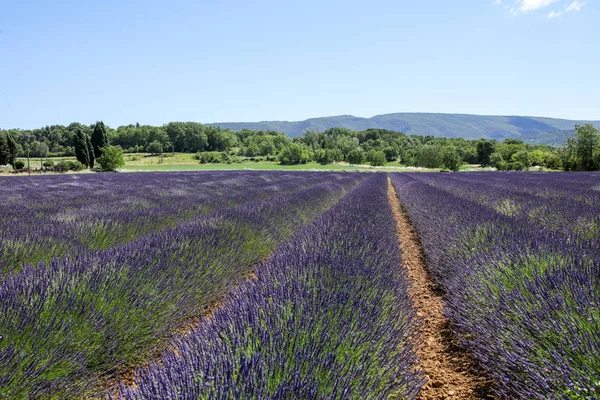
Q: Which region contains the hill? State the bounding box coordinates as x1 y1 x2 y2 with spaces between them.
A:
208 113 600 145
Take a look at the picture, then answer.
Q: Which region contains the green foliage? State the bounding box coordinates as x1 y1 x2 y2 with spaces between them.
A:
198 152 223 164
365 149 386 167
560 124 600 171
0 132 18 167
0 133 10 166
477 139 495 166
74 129 94 168
415 145 444 168
574 124 599 171
490 152 507 170
54 161 69 173
527 148 562 169
511 150 531 170
2 119 571 171
42 160 54 168
442 147 462 171
491 149 532 171
86 135 95 169
91 121 109 159
314 148 343 164
146 141 164 155
346 149 365 165
97 145 125 172
278 144 310 165
55 160 86 172
383 146 399 162
14 160 26 170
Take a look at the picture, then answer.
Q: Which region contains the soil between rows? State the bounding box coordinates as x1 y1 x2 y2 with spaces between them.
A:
387 178 493 400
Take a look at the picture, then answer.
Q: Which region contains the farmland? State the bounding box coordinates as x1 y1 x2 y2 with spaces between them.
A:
1 171 599 399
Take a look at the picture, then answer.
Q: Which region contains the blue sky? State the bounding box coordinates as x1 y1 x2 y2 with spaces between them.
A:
0 0 598 129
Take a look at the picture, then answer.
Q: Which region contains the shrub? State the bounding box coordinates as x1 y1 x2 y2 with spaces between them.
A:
198 152 223 164
14 160 25 170
278 144 310 165
415 145 443 168
54 161 69 173
347 149 365 165
442 147 462 172
97 145 125 172
42 160 54 168
146 141 164 155
68 160 86 171
365 149 387 167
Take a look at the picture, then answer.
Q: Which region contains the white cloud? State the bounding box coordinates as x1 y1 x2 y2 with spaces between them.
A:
546 1 586 18
517 0 561 12
565 0 585 11
496 0 587 16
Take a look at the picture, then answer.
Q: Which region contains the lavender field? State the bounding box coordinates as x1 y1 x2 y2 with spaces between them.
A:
391 172 600 399
0 171 599 399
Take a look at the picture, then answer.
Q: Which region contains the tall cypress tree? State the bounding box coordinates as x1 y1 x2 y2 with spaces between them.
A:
0 133 10 166
74 129 91 167
91 121 109 159
86 134 95 169
6 133 18 167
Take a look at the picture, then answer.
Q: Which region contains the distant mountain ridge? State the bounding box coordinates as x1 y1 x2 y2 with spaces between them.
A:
208 113 600 146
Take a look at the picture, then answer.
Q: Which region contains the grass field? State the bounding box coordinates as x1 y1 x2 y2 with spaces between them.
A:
1 153 497 174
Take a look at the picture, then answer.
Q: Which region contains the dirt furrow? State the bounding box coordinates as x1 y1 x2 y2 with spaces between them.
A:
387 178 491 400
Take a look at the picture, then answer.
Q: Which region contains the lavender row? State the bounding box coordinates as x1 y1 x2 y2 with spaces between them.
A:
409 172 600 242
391 173 600 399
119 174 423 400
0 172 362 399
0 171 335 273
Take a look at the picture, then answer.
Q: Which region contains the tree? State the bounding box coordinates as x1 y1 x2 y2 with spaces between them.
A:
489 152 506 171
86 134 95 169
574 124 599 171
477 140 495 166
442 147 462 172
347 149 365 165
278 144 309 165
511 150 531 171
415 145 444 168
0 132 18 167
74 129 93 168
383 146 399 162
91 121 109 159
0 133 11 166
147 141 164 155
97 145 125 171
365 149 386 167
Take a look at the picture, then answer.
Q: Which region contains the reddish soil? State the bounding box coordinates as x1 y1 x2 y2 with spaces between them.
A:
387 179 492 400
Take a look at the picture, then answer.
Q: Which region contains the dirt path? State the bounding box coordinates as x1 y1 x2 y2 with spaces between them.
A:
387 178 491 400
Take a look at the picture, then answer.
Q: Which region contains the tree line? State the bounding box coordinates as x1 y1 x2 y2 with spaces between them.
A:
2 121 599 171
